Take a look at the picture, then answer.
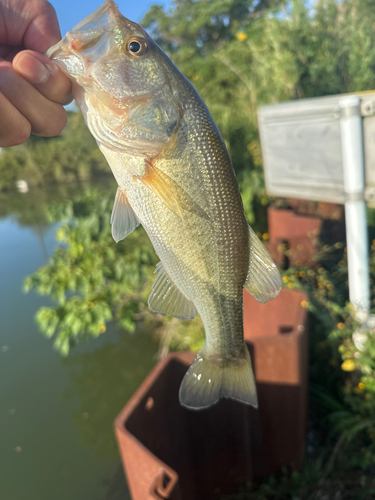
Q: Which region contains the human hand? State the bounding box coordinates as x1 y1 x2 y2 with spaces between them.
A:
0 0 72 147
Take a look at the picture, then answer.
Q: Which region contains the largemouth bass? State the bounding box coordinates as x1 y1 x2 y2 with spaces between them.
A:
47 0 282 410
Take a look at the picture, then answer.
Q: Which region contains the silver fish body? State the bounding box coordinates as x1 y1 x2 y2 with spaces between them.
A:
47 0 282 409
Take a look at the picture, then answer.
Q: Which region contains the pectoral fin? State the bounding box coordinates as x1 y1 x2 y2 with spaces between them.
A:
148 262 197 320
244 225 282 303
136 161 210 222
111 188 140 243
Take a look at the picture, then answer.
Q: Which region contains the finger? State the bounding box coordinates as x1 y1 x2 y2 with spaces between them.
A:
24 1 62 52
0 91 31 147
0 44 23 61
0 61 67 137
13 51 72 105
0 1 61 52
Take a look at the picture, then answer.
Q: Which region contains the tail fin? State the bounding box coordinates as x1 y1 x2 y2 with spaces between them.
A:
179 343 258 410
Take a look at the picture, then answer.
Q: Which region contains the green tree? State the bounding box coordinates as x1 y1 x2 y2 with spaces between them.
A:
0 111 109 192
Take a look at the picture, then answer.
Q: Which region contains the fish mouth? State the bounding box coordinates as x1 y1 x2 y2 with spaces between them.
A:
45 0 120 60
70 0 119 32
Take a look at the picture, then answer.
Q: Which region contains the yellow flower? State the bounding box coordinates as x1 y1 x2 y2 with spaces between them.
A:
99 324 106 333
341 359 356 371
87 301 94 308
282 276 289 283
301 300 308 308
192 73 199 81
299 271 306 277
262 232 269 240
358 382 365 390
288 282 294 288
337 322 345 329
236 32 247 41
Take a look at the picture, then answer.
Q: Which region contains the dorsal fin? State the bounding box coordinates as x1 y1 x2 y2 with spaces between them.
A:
111 188 140 243
148 262 197 320
244 225 282 303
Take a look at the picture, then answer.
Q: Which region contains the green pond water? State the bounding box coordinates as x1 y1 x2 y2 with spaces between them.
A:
0 184 159 500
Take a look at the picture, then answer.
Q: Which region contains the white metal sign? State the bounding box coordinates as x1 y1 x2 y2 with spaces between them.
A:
258 92 375 204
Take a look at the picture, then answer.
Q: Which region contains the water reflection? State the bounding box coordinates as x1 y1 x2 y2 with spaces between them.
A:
62 324 159 462
0 177 116 226
103 465 133 500
0 184 81 226
0 182 158 500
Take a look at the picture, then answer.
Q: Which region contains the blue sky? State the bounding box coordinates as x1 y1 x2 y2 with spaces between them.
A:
49 0 171 37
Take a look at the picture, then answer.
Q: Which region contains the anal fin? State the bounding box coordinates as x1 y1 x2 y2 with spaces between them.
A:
111 187 140 243
148 262 197 320
244 225 282 303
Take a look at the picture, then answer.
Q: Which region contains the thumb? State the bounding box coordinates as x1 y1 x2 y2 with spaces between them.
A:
13 50 72 105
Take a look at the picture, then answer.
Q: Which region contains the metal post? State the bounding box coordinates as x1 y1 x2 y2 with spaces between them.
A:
339 96 370 319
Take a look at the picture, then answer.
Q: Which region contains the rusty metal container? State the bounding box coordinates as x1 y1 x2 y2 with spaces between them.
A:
243 288 309 477
268 206 323 242
114 289 308 500
267 205 344 267
267 206 321 268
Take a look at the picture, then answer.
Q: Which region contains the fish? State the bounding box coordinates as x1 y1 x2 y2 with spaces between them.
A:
46 0 282 410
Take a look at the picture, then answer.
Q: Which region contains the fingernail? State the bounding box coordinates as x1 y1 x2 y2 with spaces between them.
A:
13 52 50 84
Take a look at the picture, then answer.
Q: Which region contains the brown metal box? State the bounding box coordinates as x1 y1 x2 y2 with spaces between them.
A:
114 289 308 500
266 206 345 267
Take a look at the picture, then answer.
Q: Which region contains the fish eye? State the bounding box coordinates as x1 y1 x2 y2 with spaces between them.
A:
126 37 147 57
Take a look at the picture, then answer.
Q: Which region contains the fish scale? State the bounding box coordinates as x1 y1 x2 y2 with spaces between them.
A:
47 0 282 409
